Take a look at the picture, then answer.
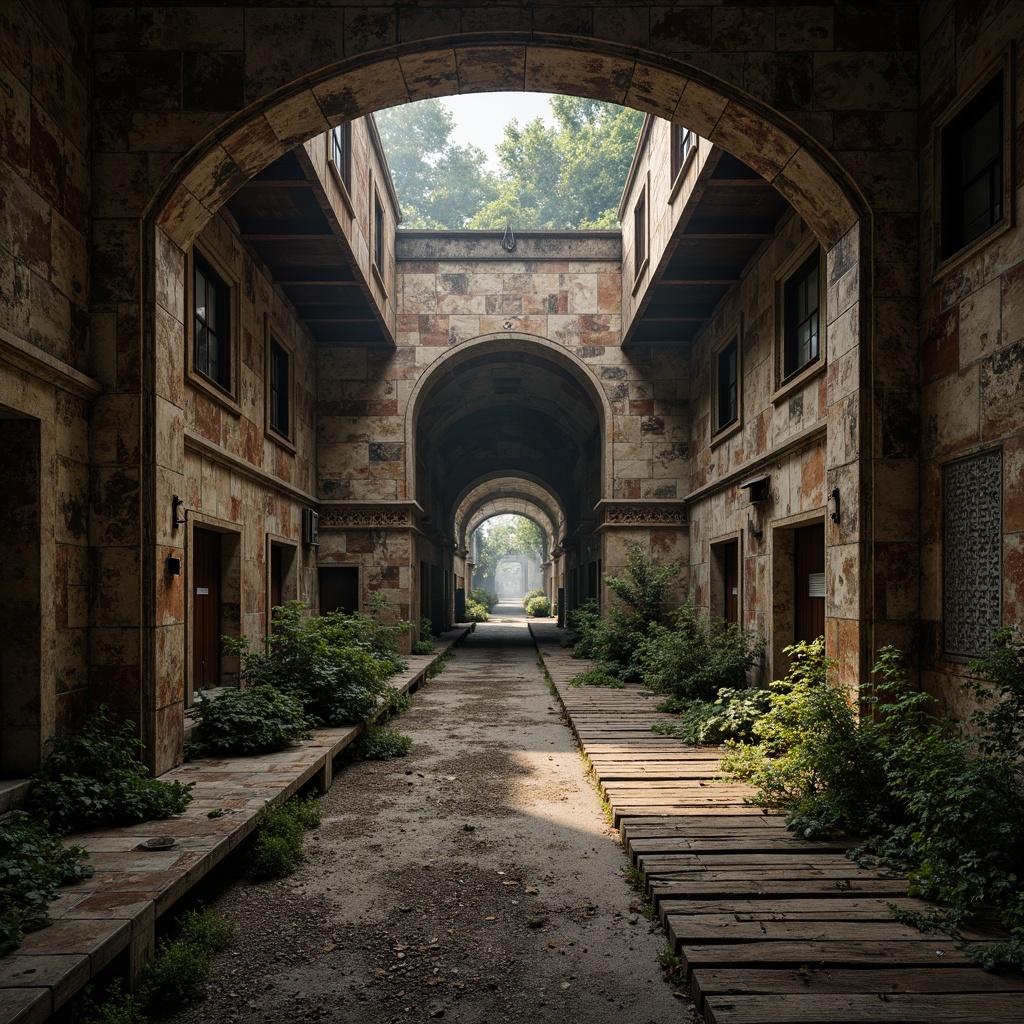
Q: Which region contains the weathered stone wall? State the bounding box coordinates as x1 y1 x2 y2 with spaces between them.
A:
918 2 1024 714
685 209 828 682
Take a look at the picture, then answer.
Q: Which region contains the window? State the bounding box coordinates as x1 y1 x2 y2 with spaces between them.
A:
716 338 738 432
269 338 290 438
633 189 647 283
941 73 1004 261
783 251 820 379
671 124 694 181
193 254 230 389
943 450 1002 657
373 191 384 271
331 122 352 192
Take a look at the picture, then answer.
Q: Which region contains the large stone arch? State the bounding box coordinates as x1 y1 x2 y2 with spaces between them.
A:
455 476 566 554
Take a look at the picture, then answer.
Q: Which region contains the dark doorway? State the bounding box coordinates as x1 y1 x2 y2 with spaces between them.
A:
721 540 739 623
794 522 825 642
320 566 359 614
192 528 222 691
270 544 284 610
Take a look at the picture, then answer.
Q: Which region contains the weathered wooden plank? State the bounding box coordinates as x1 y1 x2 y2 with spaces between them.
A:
659 898 941 919
667 915 947 944
677 940 976 969
701 992 1024 1024
690 966 1024 1003
649 879 911 901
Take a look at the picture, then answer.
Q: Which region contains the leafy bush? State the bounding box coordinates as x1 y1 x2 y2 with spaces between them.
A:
177 905 236 951
464 600 489 622
637 600 765 702
525 595 550 617
568 666 625 689
248 794 323 880
224 603 402 727
378 688 413 722
561 599 602 657
412 616 437 654
522 589 545 610
27 707 193 830
470 587 498 611
725 629 1024 971
0 813 94 954
69 982 145 1024
350 724 412 760
652 687 772 745
187 685 309 758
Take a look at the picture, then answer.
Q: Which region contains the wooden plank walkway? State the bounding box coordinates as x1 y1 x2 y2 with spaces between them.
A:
530 624 1024 1024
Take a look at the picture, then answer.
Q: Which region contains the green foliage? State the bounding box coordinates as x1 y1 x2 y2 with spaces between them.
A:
374 99 498 228
248 794 323 880
412 616 437 654
523 588 545 610
561 599 603 657
525 595 551 617
725 629 1024 971
464 600 489 623
469 587 498 611
138 907 235 1011
470 98 645 229
27 706 193 830
186 684 309 758
224 602 404 727
69 982 146 1024
472 515 544 582
0 813 94 955
568 666 625 689
378 688 413 722
653 687 773 746
350 724 413 761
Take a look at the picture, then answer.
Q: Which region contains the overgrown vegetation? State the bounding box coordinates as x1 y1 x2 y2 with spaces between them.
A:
223 602 406 727
412 617 437 655
723 630 1024 972
26 706 194 830
464 600 489 622
524 594 551 617
186 684 309 758
569 666 625 689
138 906 236 1011
0 813 94 955
349 724 413 761
248 794 324 880
69 982 145 1024
523 588 545 610
469 587 498 611
652 687 772 746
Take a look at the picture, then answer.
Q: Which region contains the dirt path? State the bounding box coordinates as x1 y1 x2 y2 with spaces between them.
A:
167 611 695 1024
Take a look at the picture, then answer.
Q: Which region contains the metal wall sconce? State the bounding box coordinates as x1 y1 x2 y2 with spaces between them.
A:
172 495 186 529
166 556 181 576
829 488 841 524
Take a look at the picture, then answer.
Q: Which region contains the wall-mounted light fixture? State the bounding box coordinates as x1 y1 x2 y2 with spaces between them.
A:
172 495 186 529
829 488 841 524
740 474 770 505
166 556 181 576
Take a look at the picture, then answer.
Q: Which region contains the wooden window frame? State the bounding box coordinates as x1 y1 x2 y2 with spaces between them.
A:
712 328 741 443
670 124 696 189
371 183 388 297
631 181 649 293
773 238 826 402
331 122 352 193
935 52 1014 275
266 333 294 447
186 244 240 412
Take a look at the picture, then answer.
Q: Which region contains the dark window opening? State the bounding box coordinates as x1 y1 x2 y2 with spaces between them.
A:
942 74 1003 260
784 252 820 379
193 254 230 389
269 339 290 437
717 338 738 431
331 122 352 191
373 193 384 271
320 566 359 615
671 124 693 180
633 191 647 280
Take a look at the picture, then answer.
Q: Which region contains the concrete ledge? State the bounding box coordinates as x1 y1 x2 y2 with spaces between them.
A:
0 628 468 1024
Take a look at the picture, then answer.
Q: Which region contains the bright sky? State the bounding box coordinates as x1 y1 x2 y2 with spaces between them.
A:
441 92 558 171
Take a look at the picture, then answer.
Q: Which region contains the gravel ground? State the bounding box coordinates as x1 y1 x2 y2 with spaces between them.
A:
164 610 697 1024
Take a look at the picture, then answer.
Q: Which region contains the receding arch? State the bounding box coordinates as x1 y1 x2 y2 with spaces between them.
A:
150 39 865 253
405 332 614 503
454 476 567 555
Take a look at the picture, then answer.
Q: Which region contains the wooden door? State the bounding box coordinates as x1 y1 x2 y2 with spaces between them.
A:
723 540 739 623
192 529 221 691
270 544 283 610
794 523 825 642
320 566 359 615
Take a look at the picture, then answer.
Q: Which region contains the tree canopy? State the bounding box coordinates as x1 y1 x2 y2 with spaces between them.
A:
472 515 545 580
374 96 644 231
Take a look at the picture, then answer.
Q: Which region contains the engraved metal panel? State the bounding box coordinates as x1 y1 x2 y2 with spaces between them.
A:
943 449 1002 657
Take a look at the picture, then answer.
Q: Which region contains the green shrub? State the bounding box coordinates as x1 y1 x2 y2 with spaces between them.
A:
138 907 234 1010
248 794 323 880
653 687 772 745
26 707 193 830
522 588 545 610
224 603 402 727
412 616 436 654
561 599 602 656
525 595 550 617
378 688 412 722
69 982 146 1024
464 600 489 622
568 666 625 688
0 813 94 955
470 587 498 611
186 684 309 758
350 724 413 760
636 600 765 702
